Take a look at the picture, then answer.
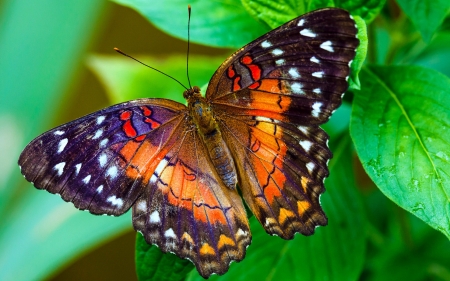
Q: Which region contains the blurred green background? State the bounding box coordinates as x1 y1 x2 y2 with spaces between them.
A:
2 0 450 281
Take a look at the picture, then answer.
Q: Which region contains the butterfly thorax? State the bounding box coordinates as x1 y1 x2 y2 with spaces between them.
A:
186 87 238 190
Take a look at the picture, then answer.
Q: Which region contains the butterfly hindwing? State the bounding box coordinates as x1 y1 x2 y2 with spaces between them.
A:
19 99 186 215
218 114 329 238
131 125 250 277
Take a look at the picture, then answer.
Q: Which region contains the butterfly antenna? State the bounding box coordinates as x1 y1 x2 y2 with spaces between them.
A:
114 48 188 90
186 5 192 89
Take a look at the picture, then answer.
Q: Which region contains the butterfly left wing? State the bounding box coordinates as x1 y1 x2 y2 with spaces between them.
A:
18 99 186 215
19 98 251 278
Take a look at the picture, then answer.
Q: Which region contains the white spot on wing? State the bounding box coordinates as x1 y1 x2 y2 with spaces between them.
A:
99 138 109 147
272 48 283 56
320 40 334 52
306 162 316 172
291 83 304 94
276 59 285 65
300 29 316 37
299 140 312 152
164 228 177 239
298 19 305 26
99 153 107 167
106 166 118 179
97 115 106 125
298 126 308 134
261 40 272 48
312 71 324 78
288 68 300 78
57 138 68 153
313 88 322 94
75 163 82 175
92 129 103 140
310 56 320 64
107 196 123 208
53 162 65 176
255 116 274 123
82 175 91 184
154 159 168 176
96 185 103 193
54 130 64 135
312 102 323 118
137 200 147 211
150 211 161 223
237 228 248 238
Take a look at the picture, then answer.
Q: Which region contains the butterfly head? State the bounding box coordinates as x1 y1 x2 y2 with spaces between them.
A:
183 85 201 100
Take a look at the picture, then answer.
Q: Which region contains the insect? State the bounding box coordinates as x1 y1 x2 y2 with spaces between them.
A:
19 7 359 278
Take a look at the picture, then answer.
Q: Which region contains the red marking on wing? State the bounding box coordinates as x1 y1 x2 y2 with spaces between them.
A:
247 64 261 81
233 76 241 91
122 120 137 138
248 81 260 89
135 135 146 142
119 110 137 137
140 106 152 116
120 110 132 120
241 55 253 65
144 117 160 129
227 65 236 78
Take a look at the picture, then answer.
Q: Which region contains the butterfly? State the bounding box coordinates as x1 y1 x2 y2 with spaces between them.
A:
18 8 359 278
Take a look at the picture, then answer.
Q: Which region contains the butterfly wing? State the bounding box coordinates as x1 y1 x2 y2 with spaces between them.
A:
205 8 359 238
18 99 186 215
131 126 250 278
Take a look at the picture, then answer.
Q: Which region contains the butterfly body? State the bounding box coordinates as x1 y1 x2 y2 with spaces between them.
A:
19 8 359 278
186 86 238 190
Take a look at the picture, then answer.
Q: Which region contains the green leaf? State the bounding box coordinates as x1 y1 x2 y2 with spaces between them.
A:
87 54 225 104
350 65 450 239
241 0 307 28
397 0 450 42
240 0 385 29
111 0 268 48
335 0 386 24
135 233 194 281
349 15 368 90
187 133 366 281
409 32 450 78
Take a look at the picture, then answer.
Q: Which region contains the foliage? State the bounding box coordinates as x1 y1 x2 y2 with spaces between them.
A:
2 0 450 280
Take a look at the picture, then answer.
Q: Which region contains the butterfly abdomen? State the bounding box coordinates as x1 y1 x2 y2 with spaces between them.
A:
188 93 238 189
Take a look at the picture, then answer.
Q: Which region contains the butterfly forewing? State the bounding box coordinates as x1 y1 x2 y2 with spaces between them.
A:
206 8 359 238
207 8 359 125
19 99 186 215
